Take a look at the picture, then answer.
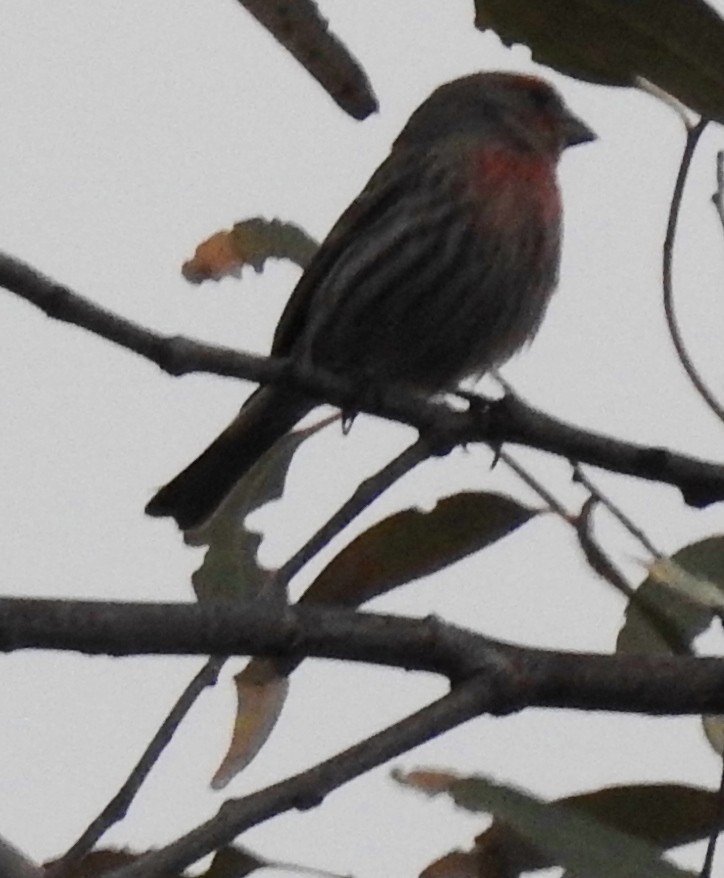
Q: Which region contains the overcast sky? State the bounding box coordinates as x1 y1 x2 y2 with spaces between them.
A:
2 2 724 876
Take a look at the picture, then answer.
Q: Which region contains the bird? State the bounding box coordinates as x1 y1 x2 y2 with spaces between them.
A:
146 72 595 530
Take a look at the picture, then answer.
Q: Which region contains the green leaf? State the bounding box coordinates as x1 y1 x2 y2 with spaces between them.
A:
188 417 334 602
617 536 724 655
303 492 538 607
480 783 722 875
476 0 724 123
398 771 696 878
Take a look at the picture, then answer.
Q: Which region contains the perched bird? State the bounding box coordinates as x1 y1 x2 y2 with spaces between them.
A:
146 72 595 530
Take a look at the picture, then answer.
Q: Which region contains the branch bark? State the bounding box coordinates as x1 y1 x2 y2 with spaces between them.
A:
2 251 723 507
2 597 724 714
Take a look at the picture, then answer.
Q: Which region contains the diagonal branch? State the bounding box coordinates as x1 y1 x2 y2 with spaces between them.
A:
236 0 377 120
46 657 225 878
2 251 724 506
6 596 724 877
105 679 495 878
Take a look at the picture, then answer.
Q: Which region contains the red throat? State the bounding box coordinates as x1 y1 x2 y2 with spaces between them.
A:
469 147 561 226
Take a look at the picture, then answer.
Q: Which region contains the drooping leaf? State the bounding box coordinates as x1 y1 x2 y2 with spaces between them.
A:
648 556 724 611
211 660 289 790
476 0 724 123
303 492 538 607
189 416 335 602
182 218 319 284
477 783 722 876
617 536 724 655
398 771 697 878
702 714 724 755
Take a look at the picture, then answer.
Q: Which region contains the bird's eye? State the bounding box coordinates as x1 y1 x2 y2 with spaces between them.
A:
529 85 557 110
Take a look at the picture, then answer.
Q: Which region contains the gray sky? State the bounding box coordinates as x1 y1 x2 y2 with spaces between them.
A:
2 2 724 875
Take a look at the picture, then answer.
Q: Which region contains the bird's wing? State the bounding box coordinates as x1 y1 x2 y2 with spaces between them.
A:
270 156 416 358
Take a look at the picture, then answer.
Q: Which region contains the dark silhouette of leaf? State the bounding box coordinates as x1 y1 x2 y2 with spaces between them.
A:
401 772 699 878
303 492 538 607
476 0 724 123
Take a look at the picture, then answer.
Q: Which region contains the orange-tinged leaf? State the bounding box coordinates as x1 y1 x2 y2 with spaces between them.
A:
182 218 318 284
395 768 460 795
303 492 537 607
211 659 289 790
182 231 244 284
476 0 724 124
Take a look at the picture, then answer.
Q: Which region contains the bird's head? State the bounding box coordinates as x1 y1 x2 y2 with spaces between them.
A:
394 72 596 157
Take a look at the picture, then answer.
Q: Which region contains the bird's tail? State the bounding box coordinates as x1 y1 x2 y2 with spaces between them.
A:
145 386 313 530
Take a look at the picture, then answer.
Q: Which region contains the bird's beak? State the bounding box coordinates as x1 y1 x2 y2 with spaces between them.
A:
563 112 596 147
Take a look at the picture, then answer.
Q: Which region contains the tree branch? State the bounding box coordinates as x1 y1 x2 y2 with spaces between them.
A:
105 679 495 878
2 598 724 714
2 251 724 506
46 657 225 878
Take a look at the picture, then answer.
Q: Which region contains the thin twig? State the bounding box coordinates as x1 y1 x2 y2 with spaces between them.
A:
499 447 686 652
663 119 724 423
575 497 637 602
574 498 692 656
497 448 571 519
573 465 662 560
635 77 697 130
100 677 523 878
571 471 693 652
496 441 635 593
701 754 724 878
711 151 724 236
46 657 224 878
491 373 572 519
276 438 430 587
87 639 724 878
490 398 686 651
260 438 431 679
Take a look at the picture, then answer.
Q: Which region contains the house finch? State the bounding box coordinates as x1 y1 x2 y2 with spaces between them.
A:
147 72 595 529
